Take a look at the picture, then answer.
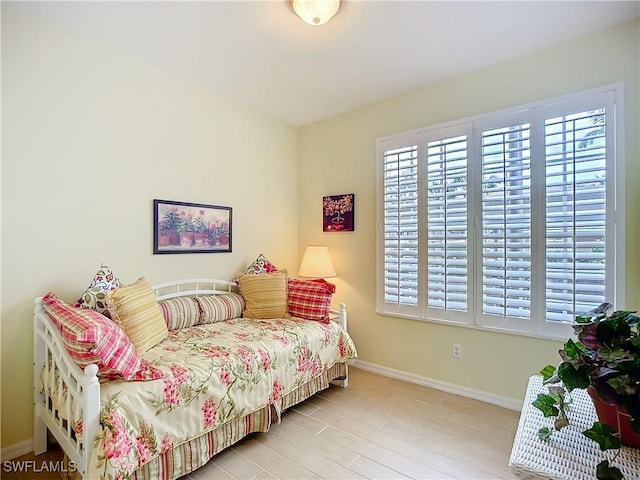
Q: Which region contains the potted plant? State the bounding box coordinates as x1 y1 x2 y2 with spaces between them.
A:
162 207 181 245
533 303 640 480
157 220 171 246
177 212 195 247
192 210 209 246
219 222 229 245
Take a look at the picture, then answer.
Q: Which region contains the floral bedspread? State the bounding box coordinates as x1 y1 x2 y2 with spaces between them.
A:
91 316 357 479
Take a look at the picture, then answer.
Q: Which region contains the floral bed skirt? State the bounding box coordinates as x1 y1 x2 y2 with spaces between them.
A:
128 362 347 480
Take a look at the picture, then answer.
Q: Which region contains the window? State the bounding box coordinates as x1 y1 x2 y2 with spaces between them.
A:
376 85 624 339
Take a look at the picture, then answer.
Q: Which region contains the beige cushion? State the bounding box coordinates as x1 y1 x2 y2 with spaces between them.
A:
195 293 245 324
237 272 289 319
107 277 168 353
158 296 200 330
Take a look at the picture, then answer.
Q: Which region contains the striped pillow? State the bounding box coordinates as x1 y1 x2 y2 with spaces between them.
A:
287 278 336 323
42 292 161 381
107 277 169 353
158 296 200 330
195 293 245 324
237 272 289 319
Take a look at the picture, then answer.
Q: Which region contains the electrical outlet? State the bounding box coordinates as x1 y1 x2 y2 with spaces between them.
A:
452 344 462 359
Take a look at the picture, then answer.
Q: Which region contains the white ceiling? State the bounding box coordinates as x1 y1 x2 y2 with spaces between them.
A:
7 1 639 126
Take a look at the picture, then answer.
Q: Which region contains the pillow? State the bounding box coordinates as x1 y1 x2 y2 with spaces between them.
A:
244 254 279 275
195 293 246 324
287 278 336 323
42 292 161 381
107 277 168 353
74 263 121 318
237 272 289 319
158 296 200 330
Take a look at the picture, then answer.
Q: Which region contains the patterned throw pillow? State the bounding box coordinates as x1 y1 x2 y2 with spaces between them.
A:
107 277 169 353
237 272 289 319
157 296 201 330
74 263 121 318
195 293 245 324
287 278 336 323
43 292 161 381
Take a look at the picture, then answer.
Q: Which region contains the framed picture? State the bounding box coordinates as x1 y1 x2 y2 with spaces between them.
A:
323 193 355 232
153 199 232 254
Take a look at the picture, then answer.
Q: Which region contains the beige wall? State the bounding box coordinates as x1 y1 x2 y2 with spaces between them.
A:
298 19 639 402
1 8 298 448
2 5 638 452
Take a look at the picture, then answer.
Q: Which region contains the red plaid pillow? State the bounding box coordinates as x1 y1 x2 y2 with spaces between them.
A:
287 278 336 322
42 292 161 381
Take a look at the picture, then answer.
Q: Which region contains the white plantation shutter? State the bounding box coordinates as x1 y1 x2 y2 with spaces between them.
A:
381 144 419 310
545 109 608 322
376 85 622 339
427 135 469 314
480 124 532 320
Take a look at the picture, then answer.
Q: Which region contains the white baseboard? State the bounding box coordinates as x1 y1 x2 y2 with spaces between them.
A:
353 360 523 411
1 438 33 461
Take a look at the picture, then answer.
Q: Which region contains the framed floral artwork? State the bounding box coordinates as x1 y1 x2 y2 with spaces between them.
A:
323 194 354 232
153 199 232 254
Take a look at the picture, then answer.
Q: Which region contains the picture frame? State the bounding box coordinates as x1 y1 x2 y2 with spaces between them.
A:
323 193 355 232
153 199 232 254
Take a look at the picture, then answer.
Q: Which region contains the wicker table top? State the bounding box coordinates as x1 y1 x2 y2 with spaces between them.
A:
509 375 640 480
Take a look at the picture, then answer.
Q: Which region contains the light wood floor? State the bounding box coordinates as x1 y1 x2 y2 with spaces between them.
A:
187 367 520 480
10 367 521 479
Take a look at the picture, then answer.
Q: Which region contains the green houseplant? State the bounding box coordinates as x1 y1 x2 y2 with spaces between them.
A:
160 207 181 245
533 303 640 480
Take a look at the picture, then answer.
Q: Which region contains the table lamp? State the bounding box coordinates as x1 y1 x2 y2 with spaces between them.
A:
298 245 336 279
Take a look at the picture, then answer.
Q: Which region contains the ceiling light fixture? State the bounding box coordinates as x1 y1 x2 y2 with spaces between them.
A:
289 0 343 26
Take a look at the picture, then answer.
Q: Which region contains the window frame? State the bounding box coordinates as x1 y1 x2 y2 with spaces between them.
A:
376 83 625 340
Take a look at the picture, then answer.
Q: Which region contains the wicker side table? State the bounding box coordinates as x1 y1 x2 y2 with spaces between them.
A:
509 375 640 480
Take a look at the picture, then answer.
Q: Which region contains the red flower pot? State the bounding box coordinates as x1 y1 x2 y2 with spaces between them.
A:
179 232 194 248
158 233 171 247
587 386 640 448
193 232 205 246
169 231 180 245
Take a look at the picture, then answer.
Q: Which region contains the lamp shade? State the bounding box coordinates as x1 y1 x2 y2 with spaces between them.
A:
289 0 342 26
298 245 336 278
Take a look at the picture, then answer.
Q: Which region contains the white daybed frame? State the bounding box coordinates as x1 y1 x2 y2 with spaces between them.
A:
33 279 348 478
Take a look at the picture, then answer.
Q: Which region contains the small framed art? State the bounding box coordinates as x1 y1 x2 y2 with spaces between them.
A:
323 193 354 232
153 199 232 254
